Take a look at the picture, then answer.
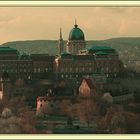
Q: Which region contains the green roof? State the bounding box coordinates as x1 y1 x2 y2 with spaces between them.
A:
89 46 115 51
0 46 19 54
69 24 85 40
0 47 18 52
95 51 109 55
88 46 116 54
61 52 72 59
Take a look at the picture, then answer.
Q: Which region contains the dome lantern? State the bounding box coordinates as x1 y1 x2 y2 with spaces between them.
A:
74 18 78 28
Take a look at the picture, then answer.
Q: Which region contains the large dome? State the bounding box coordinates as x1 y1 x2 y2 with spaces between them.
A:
69 24 85 40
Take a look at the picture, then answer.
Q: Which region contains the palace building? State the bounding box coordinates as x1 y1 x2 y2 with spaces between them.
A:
0 22 122 82
55 22 122 80
0 21 123 100
0 47 55 80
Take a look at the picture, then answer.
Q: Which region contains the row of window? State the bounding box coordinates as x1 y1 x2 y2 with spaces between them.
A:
58 62 118 69
0 69 32 73
34 68 49 73
61 74 80 78
0 63 31 67
58 66 119 73
0 67 53 73
60 73 118 79
59 63 96 67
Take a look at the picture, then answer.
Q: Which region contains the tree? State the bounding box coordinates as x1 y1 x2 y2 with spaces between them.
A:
77 99 97 128
1 108 12 118
102 93 113 104
60 99 72 116
133 88 140 103
98 98 110 116
0 96 37 134
0 108 21 134
97 104 140 134
124 111 140 133
110 112 126 133
19 110 37 134
97 106 115 130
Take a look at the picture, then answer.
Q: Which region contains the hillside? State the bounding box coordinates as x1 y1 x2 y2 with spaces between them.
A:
1 37 140 71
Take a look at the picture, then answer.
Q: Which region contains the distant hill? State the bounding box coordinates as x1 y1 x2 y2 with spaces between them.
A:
2 37 140 54
1 37 140 71
1 40 59 55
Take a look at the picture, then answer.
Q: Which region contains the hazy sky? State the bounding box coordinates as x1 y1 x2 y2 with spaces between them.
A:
0 7 140 44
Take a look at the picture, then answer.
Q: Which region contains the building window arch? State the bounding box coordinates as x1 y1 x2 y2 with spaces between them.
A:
45 68 48 72
34 68 36 73
61 74 64 78
38 68 40 73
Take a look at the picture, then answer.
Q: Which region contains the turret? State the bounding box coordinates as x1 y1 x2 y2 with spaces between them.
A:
58 28 64 56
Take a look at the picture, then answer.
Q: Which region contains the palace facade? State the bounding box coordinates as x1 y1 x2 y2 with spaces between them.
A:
55 22 123 80
0 22 123 100
0 47 55 80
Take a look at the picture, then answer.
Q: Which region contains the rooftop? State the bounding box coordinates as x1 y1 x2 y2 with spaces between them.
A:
88 46 116 54
0 46 19 53
61 52 73 59
83 78 95 89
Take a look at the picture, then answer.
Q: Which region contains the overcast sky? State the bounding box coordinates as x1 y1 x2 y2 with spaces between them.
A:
0 7 140 44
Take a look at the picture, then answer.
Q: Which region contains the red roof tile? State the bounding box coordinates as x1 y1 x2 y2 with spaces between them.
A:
84 78 95 89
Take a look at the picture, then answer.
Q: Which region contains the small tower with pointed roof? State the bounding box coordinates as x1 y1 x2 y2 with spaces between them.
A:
58 28 64 56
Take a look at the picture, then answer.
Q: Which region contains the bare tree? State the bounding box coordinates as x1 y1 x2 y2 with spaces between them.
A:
60 99 72 116
77 99 97 128
0 96 37 134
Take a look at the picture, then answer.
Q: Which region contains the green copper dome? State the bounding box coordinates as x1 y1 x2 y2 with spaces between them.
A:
69 24 85 40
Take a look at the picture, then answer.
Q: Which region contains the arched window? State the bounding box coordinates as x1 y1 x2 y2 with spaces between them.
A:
34 68 36 73
89 67 92 72
38 68 40 73
61 74 64 78
45 68 48 72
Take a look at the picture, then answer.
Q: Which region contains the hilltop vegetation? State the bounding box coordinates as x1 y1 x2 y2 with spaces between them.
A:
1 37 140 71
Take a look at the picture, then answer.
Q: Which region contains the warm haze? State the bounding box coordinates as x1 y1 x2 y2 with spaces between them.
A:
0 7 140 44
